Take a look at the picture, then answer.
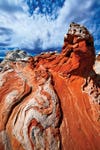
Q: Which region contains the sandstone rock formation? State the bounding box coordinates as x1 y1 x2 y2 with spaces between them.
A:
94 52 100 74
96 52 100 61
0 22 100 150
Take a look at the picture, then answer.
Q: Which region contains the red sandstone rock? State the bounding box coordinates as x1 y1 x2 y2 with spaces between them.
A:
0 23 100 150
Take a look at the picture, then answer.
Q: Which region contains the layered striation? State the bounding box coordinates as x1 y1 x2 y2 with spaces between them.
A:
0 23 100 150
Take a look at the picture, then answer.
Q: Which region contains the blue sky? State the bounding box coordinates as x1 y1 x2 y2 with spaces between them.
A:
0 0 100 58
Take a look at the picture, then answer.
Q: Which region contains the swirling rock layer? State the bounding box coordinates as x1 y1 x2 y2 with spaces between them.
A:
0 23 100 150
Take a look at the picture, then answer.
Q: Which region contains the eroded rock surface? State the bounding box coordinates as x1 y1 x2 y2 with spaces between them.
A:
0 23 100 150
94 53 100 74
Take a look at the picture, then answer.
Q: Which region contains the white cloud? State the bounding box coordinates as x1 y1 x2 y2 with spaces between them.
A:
0 0 100 56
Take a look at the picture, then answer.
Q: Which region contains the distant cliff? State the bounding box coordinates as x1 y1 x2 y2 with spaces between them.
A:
0 23 100 150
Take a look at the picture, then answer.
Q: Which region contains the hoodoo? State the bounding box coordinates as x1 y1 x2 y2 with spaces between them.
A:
0 23 100 150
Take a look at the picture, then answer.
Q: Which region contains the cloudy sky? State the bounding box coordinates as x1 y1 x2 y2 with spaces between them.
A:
0 0 100 58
